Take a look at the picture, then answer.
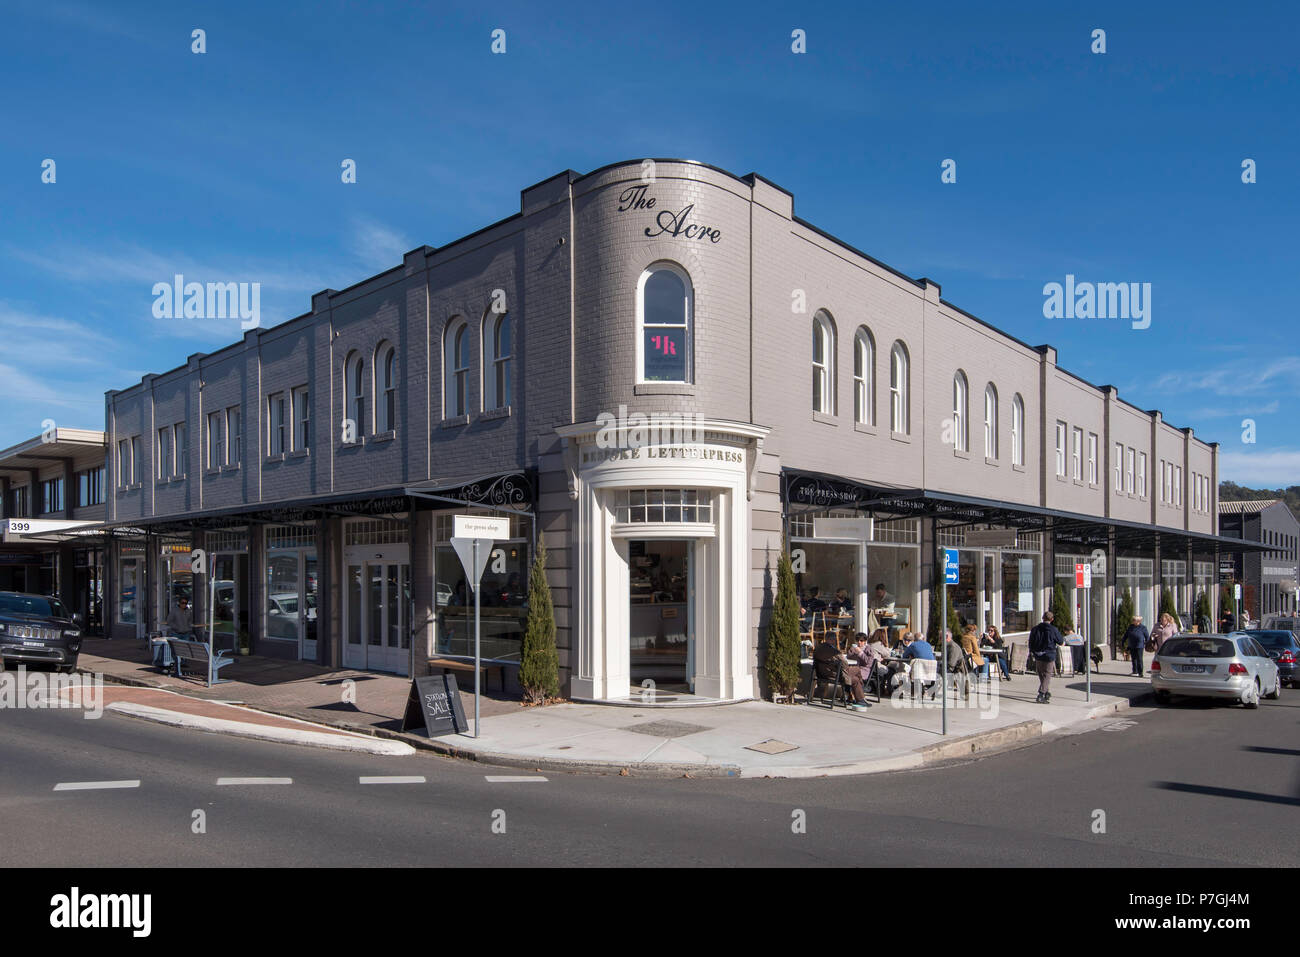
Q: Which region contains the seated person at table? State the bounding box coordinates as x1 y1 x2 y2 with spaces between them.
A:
801 587 828 616
812 634 870 711
958 624 987 678
901 631 934 661
865 628 904 689
943 630 973 696
831 588 854 615
165 596 194 638
867 582 896 632
983 623 1011 680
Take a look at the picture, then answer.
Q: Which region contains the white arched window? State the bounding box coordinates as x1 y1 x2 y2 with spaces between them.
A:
984 384 998 459
345 352 365 440
637 264 692 383
853 327 874 426
376 343 397 432
1011 393 1025 466
484 312 512 409
890 342 909 434
952 371 968 451
812 311 835 414
444 318 469 417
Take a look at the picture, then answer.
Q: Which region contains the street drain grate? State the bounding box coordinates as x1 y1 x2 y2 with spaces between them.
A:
744 739 799 755
626 719 711 738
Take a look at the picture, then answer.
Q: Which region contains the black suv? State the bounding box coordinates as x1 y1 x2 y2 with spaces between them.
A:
0 592 83 674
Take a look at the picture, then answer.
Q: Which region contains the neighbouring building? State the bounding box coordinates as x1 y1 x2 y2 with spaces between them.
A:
102 158 1259 700
0 428 108 631
1218 499 1300 622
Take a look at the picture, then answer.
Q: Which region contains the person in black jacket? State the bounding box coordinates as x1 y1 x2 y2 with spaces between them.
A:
1124 615 1151 677
1028 612 1065 703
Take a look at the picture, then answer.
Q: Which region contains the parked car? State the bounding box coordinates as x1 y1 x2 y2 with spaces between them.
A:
1262 615 1300 635
0 591 83 674
1151 633 1281 707
1240 629 1299 688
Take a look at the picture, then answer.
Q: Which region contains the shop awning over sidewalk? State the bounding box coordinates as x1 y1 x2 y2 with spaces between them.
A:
104 486 413 534
1 518 102 544
781 468 1269 555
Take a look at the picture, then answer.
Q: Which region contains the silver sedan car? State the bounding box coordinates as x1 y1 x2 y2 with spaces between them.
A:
1151 634 1282 707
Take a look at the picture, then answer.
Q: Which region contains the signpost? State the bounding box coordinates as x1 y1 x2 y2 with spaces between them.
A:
1234 582 1242 629
1076 562 1092 702
941 547 959 735
449 515 509 738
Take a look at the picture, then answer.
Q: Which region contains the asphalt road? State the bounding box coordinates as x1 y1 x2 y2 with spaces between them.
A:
1 691 1297 867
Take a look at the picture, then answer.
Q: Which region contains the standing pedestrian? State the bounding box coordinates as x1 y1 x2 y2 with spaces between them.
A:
1124 615 1150 677
1028 612 1065 703
1152 613 1177 653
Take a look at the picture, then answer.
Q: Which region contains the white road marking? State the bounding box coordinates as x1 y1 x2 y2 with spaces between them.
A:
216 777 293 786
53 780 140 791
484 775 548 783
359 775 427 785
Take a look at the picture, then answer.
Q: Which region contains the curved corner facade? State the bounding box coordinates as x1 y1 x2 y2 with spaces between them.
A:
101 159 1239 701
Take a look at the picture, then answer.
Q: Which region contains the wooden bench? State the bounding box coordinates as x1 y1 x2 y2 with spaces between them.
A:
168 638 235 683
427 656 508 692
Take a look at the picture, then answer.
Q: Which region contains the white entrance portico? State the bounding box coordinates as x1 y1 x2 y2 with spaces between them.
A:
558 419 767 702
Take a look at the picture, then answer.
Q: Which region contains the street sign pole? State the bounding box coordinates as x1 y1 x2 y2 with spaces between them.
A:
940 546 959 737
473 538 481 739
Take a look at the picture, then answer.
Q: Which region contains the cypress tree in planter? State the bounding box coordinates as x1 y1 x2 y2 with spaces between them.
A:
767 548 803 702
1050 581 1075 634
519 534 559 704
1195 591 1212 632
1159 585 1178 625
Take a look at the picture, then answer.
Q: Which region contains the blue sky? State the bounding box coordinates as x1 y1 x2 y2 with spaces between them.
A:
2 0 1296 485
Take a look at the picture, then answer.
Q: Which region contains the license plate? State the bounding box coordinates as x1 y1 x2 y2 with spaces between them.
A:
22 640 44 648
1180 664 1207 673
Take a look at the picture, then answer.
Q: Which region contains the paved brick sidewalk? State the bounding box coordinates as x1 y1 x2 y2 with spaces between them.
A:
75 638 522 743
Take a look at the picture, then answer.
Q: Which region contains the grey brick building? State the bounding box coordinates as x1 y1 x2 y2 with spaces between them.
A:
102 159 1253 700
1218 500 1300 623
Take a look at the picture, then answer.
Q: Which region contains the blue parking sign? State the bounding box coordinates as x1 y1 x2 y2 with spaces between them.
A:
943 547 960 584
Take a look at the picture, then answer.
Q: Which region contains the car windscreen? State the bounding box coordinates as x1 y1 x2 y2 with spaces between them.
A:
0 594 69 618
1251 631 1297 648
1159 637 1234 658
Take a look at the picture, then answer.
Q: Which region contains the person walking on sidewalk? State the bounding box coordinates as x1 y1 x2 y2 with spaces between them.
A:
1124 615 1150 677
1028 612 1065 703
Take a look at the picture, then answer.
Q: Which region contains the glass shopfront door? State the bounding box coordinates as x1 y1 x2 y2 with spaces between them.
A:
267 549 318 661
344 545 409 675
628 539 694 693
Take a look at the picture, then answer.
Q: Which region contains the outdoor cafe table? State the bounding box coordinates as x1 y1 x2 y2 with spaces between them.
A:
978 646 1010 681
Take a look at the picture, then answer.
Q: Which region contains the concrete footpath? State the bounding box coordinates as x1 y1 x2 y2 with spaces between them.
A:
66 638 1152 777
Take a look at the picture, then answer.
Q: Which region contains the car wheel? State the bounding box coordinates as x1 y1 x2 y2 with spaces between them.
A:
1154 690 1171 704
1265 675 1281 700
1242 681 1260 709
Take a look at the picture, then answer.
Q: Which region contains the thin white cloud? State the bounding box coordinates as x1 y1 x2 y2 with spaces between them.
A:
7 243 330 299
0 362 102 413
1150 356 1300 399
350 219 411 271
1219 448 1300 489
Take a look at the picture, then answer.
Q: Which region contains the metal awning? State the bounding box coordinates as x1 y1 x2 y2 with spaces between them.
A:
404 469 536 512
103 486 412 534
2 518 103 544
781 468 1269 554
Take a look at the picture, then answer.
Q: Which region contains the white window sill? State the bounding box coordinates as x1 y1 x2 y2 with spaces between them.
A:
634 383 694 396
288 448 310 459
440 415 470 430
812 411 837 426
479 406 511 422
985 457 999 467
370 431 396 444
265 452 286 463
340 437 366 448
890 431 911 445
853 422 877 436
953 448 971 460
221 463 241 473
